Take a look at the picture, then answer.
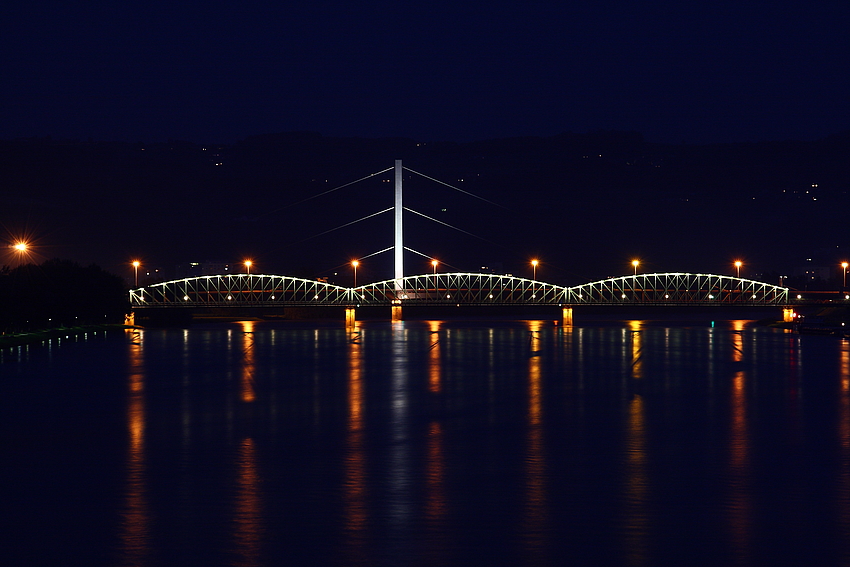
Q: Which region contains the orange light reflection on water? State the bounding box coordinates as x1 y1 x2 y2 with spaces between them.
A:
120 329 152 565
427 320 442 393
728 319 753 564
839 340 850 563
425 321 447 523
623 393 650 567
238 321 256 403
232 438 264 567
629 320 644 380
343 323 368 560
523 320 548 562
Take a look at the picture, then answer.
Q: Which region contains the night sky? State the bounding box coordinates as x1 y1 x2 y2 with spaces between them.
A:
3 1 848 145
2 1 850 282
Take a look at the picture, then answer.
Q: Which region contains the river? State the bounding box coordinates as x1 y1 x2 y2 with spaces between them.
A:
2 318 849 566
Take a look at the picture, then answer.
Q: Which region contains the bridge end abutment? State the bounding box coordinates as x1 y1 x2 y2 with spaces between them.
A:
345 307 357 328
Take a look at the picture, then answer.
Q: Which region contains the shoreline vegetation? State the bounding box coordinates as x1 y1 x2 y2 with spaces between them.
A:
0 324 135 349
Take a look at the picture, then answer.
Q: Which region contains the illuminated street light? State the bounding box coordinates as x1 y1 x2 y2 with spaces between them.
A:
843 262 848 288
734 261 742 278
531 259 539 280
132 261 140 288
431 259 438 274
352 260 359 287
10 241 30 267
632 259 639 276
244 260 252 275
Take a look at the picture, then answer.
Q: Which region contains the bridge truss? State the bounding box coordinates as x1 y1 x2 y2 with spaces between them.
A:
130 272 789 308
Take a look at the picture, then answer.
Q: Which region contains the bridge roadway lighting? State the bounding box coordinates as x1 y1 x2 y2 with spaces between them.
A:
843 262 849 288
735 261 742 278
432 259 438 274
352 260 359 287
132 261 140 287
632 260 639 276
531 259 539 280
244 260 252 275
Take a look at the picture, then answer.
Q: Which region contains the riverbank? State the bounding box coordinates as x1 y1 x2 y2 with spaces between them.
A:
0 324 135 349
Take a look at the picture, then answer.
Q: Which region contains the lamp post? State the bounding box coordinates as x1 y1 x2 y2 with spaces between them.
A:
632 260 639 276
352 260 359 288
843 262 848 288
531 259 539 280
735 261 742 278
432 259 438 274
244 260 252 275
132 261 140 288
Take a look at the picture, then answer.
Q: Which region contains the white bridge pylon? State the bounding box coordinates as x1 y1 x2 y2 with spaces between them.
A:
129 272 789 308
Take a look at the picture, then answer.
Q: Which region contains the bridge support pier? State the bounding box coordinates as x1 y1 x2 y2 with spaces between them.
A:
391 305 403 321
345 307 356 328
783 308 795 323
562 306 573 326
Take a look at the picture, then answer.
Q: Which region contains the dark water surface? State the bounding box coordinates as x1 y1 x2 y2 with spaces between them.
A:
3 319 850 567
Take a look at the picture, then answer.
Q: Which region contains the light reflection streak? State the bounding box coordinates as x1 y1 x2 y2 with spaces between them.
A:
238 321 256 403
228 321 264 565
119 329 152 566
425 420 447 559
387 322 412 551
427 320 442 393
629 321 644 380
839 340 850 563
523 320 548 562
424 321 447 552
623 394 649 566
232 438 264 567
728 320 753 565
344 322 368 560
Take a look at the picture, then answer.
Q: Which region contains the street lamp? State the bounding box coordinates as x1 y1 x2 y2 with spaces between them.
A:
352 260 359 287
244 260 252 275
431 259 438 274
734 261 742 278
842 262 848 288
632 260 639 276
531 259 539 280
11 241 28 265
132 261 140 288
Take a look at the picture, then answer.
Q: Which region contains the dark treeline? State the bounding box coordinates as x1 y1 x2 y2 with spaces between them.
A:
0 259 128 332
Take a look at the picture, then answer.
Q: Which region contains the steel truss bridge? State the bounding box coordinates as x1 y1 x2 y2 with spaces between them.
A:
130 272 789 309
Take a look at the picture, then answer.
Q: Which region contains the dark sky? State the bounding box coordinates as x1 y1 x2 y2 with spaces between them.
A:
3 0 849 145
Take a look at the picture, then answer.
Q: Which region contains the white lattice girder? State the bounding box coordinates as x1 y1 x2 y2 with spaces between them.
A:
130 272 789 308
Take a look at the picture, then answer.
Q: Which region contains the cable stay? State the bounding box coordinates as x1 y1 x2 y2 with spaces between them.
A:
403 246 434 259
357 246 394 261
288 207 393 246
403 207 498 246
403 246 462 272
403 167 509 210
258 166 394 218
